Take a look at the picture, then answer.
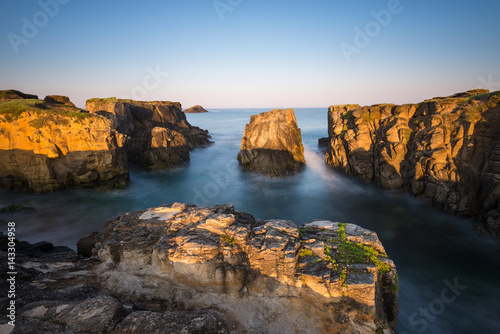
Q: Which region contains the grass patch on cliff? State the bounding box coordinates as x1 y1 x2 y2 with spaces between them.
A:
299 248 317 258
0 99 90 125
221 235 235 247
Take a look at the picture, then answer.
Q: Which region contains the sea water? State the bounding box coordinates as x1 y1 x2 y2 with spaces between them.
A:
1 108 499 333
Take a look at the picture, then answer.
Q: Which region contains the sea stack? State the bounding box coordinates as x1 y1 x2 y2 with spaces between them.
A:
237 108 305 177
325 89 500 237
184 105 209 113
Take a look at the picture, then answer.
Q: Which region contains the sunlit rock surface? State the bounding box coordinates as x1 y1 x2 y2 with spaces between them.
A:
326 90 500 238
94 203 398 333
237 108 306 177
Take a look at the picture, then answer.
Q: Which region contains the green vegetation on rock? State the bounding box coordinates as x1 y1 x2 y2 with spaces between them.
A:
0 99 90 124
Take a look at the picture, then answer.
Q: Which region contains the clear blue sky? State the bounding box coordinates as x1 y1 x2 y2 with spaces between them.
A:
1 0 499 109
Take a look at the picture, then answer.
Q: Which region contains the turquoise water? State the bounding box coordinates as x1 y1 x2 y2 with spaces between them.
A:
1 109 499 333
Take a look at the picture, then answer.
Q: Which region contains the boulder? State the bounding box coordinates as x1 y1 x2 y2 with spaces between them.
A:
44 95 76 107
86 98 212 172
184 105 209 113
0 89 38 100
93 203 398 333
0 99 129 192
237 109 306 176
325 90 500 237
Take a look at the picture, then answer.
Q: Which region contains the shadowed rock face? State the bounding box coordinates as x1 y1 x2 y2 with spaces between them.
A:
184 105 209 113
237 109 306 177
0 97 128 192
86 99 212 172
0 89 38 100
93 203 398 333
43 95 76 107
326 90 500 237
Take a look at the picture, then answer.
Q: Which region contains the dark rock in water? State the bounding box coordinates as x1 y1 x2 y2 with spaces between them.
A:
86 98 212 172
326 89 500 238
318 137 329 147
184 105 209 113
77 232 99 257
0 89 38 100
44 95 76 107
237 109 306 177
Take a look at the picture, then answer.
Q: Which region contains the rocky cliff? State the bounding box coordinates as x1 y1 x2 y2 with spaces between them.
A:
0 96 128 192
237 109 306 177
184 105 209 113
326 89 500 237
86 98 212 171
92 203 398 333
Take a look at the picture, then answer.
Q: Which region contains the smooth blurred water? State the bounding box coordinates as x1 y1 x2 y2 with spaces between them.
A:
1 108 499 333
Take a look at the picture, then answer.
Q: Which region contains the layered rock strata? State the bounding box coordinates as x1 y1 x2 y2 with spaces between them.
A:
93 203 398 333
237 109 306 176
0 96 128 192
86 99 212 171
326 90 500 237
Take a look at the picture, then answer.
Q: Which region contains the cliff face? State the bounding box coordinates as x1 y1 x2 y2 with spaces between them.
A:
237 109 306 176
326 90 500 237
0 98 128 192
86 99 211 171
93 203 398 333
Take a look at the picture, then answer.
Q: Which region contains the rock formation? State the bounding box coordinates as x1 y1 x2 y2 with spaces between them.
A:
0 233 229 334
0 96 128 192
0 89 38 100
237 109 306 176
92 203 398 333
86 98 212 171
326 89 500 237
44 95 76 107
184 105 209 113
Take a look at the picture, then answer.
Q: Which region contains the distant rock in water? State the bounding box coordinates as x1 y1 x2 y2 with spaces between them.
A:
0 94 128 192
92 203 398 333
325 89 500 238
0 89 38 100
86 98 212 172
184 104 209 113
237 109 306 176
44 95 76 107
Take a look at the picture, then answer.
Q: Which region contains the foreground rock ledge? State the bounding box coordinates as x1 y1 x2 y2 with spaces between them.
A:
237 109 306 177
94 203 398 333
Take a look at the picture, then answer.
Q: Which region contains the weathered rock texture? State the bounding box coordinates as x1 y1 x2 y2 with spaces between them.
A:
326 90 500 237
237 109 306 176
0 234 229 334
0 89 38 100
184 105 209 113
86 98 212 171
44 95 76 107
93 203 398 333
0 97 128 192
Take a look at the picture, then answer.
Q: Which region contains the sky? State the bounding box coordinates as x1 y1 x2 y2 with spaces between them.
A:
0 0 499 109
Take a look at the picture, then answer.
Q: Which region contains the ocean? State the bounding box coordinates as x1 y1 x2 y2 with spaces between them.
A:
1 108 499 333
